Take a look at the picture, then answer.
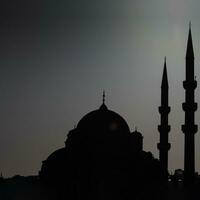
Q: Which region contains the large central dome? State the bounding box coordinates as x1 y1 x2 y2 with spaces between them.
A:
77 103 130 134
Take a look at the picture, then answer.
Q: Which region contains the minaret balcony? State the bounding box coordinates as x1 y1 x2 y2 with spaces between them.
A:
182 102 197 111
181 124 198 134
157 143 171 151
183 80 197 90
159 106 170 114
158 125 171 133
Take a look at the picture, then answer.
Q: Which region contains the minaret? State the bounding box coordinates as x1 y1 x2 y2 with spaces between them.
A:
182 24 198 184
157 57 171 173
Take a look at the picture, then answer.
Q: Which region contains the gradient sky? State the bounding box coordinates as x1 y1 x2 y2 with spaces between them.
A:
1 0 200 177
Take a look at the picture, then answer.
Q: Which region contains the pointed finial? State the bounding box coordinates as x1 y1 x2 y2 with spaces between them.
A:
186 21 194 58
99 90 108 110
103 90 105 104
164 56 167 69
161 57 168 88
135 126 138 132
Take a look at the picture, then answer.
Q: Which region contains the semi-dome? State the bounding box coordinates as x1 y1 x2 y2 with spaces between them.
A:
46 148 66 162
39 148 67 181
77 103 130 134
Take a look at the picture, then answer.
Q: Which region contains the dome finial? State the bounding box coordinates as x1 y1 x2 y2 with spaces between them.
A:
99 90 108 110
103 90 105 104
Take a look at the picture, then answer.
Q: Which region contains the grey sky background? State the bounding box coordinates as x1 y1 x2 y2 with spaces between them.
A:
1 0 200 177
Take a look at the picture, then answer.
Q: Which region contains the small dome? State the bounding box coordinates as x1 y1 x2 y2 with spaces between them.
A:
46 148 66 162
132 129 143 138
77 103 130 134
39 148 67 181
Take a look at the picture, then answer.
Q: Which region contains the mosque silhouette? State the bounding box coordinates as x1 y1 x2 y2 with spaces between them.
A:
1 25 200 200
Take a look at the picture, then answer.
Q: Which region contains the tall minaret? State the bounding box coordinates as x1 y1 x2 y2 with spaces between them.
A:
182 24 198 184
157 57 171 173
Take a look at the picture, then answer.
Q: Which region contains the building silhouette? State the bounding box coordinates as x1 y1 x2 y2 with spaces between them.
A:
39 96 166 200
182 24 198 184
157 57 171 175
35 25 200 198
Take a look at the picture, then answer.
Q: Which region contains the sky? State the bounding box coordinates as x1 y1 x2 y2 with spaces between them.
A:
1 0 200 177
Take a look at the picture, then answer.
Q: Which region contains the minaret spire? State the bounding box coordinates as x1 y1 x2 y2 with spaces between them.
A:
162 57 168 89
157 57 171 177
182 25 198 184
186 22 194 59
